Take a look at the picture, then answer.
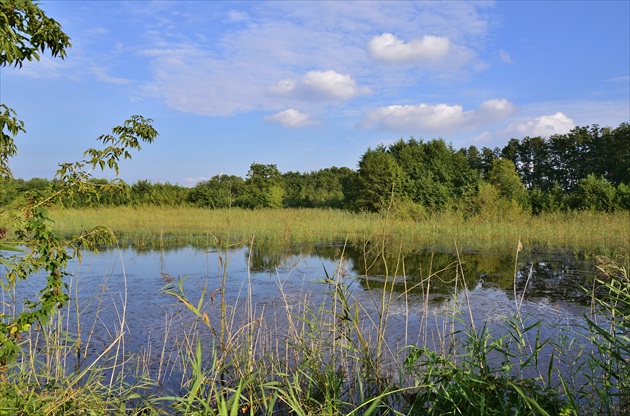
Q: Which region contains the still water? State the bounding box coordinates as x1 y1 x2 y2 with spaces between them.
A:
6 243 599 381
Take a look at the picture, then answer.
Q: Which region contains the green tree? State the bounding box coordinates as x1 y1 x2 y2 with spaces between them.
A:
238 163 284 209
355 147 405 212
487 158 529 209
529 183 565 215
616 183 630 211
570 174 617 212
0 0 70 68
282 167 355 209
0 2 158 363
1 0 71 177
386 138 477 210
1 116 158 364
188 174 244 208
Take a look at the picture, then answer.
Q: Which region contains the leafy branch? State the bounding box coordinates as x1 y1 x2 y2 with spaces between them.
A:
0 116 158 365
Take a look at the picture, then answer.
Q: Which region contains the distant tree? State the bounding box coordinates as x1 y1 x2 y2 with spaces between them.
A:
355 148 405 212
238 163 284 209
188 174 244 208
282 167 355 209
616 183 630 211
130 179 153 204
604 123 630 185
385 138 477 210
570 174 617 212
529 183 565 215
461 145 483 177
487 158 530 209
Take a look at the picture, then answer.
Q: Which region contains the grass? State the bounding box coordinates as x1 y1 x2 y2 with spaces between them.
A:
2 205 629 414
48 206 630 254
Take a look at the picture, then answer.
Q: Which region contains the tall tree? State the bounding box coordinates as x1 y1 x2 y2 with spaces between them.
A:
239 163 284 208
188 174 243 208
487 158 529 208
0 3 158 363
355 148 405 212
385 138 477 210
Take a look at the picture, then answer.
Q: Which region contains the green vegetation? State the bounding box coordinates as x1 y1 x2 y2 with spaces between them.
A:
45 206 629 255
2 123 629 215
1 236 628 415
2 2 629 415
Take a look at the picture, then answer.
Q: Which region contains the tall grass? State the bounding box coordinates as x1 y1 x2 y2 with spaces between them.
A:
0 245 159 415
2 218 628 414
49 206 629 254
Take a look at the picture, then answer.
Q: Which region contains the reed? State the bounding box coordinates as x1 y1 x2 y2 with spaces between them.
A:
48 207 629 254
2 229 628 414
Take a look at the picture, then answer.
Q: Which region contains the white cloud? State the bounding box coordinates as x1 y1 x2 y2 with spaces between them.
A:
606 75 630 83
499 49 514 64
227 10 249 22
369 33 450 63
269 70 371 101
139 44 265 115
506 112 576 137
5 56 66 78
91 66 133 85
360 99 515 133
184 176 209 184
265 109 316 127
130 2 490 116
268 79 297 96
367 32 479 72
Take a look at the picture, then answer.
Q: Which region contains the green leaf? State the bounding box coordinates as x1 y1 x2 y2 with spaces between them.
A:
0 243 22 252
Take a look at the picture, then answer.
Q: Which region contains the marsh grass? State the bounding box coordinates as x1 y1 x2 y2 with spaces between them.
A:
0 246 159 415
49 207 629 254
2 220 628 414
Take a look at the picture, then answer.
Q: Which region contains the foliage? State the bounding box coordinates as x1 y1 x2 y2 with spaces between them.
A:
386 138 478 211
188 174 244 208
282 166 356 209
502 123 630 192
355 147 405 212
0 116 158 365
468 182 526 220
529 183 565 215
237 163 285 209
0 0 71 178
570 174 617 212
402 320 565 415
1 5 159 364
0 0 71 68
1 122 629 215
487 158 530 209
581 256 630 415
0 104 25 177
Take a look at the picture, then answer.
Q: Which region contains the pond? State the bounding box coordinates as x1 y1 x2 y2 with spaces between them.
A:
5 243 601 391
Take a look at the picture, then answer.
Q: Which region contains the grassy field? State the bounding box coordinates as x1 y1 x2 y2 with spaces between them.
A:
49 206 630 254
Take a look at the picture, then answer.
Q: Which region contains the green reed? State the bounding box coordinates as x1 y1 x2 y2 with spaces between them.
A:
2 219 628 414
49 207 629 254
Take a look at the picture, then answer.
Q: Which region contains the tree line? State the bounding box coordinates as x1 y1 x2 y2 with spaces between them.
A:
1 123 628 216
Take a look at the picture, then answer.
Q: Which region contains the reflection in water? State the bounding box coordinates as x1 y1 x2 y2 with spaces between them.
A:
6 243 597 390
247 244 595 303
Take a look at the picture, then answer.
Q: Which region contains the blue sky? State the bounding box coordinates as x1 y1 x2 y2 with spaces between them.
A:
2 1 629 185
